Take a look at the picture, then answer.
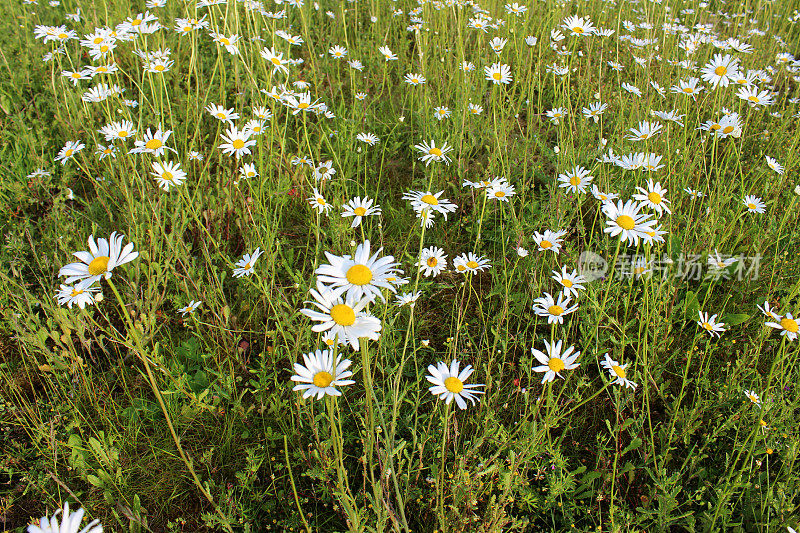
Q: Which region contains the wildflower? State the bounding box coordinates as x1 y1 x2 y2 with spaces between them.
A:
633 179 671 216
743 195 766 214
531 339 580 383
308 188 332 214
378 45 398 61
487 179 515 201
453 252 491 274
626 121 663 141
151 161 187 191
233 248 264 278
178 300 202 316
546 107 567 124
418 247 447 277
299 284 381 350
601 353 637 389
54 141 85 165
313 160 336 182
700 54 740 87
240 163 258 180
404 73 427 85
532 229 567 253
558 166 593 194
583 102 607 122
413 139 453 166
562 15 595 36
261 47 289 74
737 86 775 107
340 196 381 228
765 311 799 341
219 126 256 158
744 390 762 406
205 104 240 124
99 120 136 143
765 156 784 175
356 132 380 146
433 106 451 120
426 360 484 409
602 200 655 246
621 82 642 97
395 292 421 307
129 128 175 156
533 292 579 324
27 502 102 533
485 62 512 85
55 282 101 310
551 266 586 298
315 240 399 302
697 311 727 337
291 349 355 400
58 232 139 285
328 45 347 58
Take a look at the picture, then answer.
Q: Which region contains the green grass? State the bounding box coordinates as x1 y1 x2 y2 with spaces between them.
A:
1 0 800 531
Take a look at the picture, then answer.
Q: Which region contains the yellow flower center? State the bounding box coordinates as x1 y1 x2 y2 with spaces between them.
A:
714 65 727 76
232 139 245 149
353 207 367 216
427 257 438 267
562 279 573 288
58 33 68 39
466 260 479 269
780 318 798 333
117 130 128 138
495 191 505 197
216 112 226 119
702 322 713 330
640 134 648 139
131 19 142 26
317 198 326 205
64 149 74 157
444 376 463 393
330 304 355 326
96 66 108 72
100 45 109 53
220 37 231 46
548 358 565 372
493 72 502 80
145 138 163 150
271 57 281 65
540 240 552 249
88 256 110 276
570 176 580 186
748 95 759 103
456 264 466 271
683 87 694 93
184 26 192 32
616 215 635 230
70 288 84 297
548 305 564 316
648 192 662 204
162 171 174 181
710 124 721 130
93 37 103 44
154 64 165 71
747 203 757 209
573 26 584 33
346 264 373 286
429 148 442 157
420 194 439 205
748 394 758 403
634 267 645 274
71 72 81 78
313 371 333 388
612 365 626 378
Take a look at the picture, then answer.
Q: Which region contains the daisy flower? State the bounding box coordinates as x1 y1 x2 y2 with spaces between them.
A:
178 300 202 316
395 291 421 307
626 121 663 141
744 389 762 407
55 282 101 310
765 312 798 341
531 339 580 384
219 126 256 158
315 240 399 302
533 292 579 325
413 139 453 166
558 166 593 194
484 62 512 85
707 249 737 271
551 266 586 298
737 86 775 107
418 246 447 277
486 179 515 201
240 163 258 180
58 232 139 285
356 132 380 146
260 47 289 74
700 54 740 87
328 45 347 58
54 141 85 165
633 179 671 216
27 501 102 533
602 200 655 246
532 229 567 253
378 45 398 61
340 196 381 228
99 120 136 142
205 103 240 124
562 14 595 36
129 128 174 156
426 360 484 409
621 82 642 97
402 190 457 220
404 73 427 85
546 107 567 124
308 188 332 214
452 252 491 274
313 160 336 182
299 284 381 350
583 102 607 122
591 186 618 202
233 248 264 278
765 156 784 175
291 349 355 400
697 311 727 337
743 195 766 213
151 161 187 191
601 353 637 389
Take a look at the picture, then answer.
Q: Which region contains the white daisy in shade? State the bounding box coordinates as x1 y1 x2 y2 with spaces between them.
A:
27 501 102 533
532 229 568 253
697 311 726 337
531 339 580 384
315 240 399 302
299 283 381 351
54 140 85 165
601 353 637 389
532 291 578 325
178 300 202 316
291 349 355 400
743 389 761 407
452 252 491 274
340 196 381 228
233 248 264 278
765 311 798 341
765 156 784 175
417 246 447 277
425 360 484 409
756 300 780 320
55 282 101 310
58 232 139 285
151 161 187 191
551 265 587 298
395 291 421 307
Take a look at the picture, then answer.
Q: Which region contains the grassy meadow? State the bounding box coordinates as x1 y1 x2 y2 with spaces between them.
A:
2 0 800 530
